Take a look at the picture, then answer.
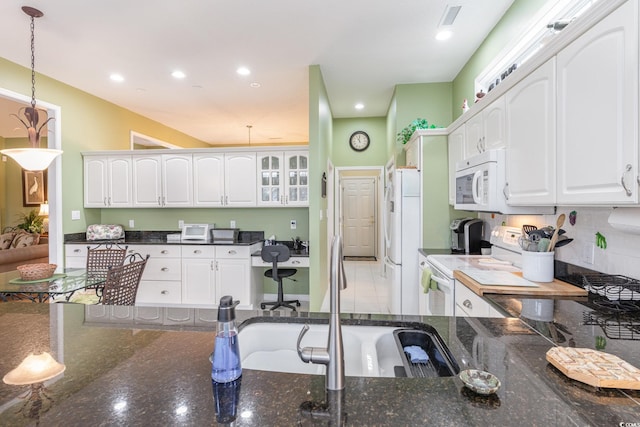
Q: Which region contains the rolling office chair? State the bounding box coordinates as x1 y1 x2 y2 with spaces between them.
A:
260 245 301 311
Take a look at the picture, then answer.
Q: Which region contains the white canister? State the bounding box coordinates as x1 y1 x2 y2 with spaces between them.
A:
521 251 554 282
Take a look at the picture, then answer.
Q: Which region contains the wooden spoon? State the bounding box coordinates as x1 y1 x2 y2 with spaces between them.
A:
548 214 566 252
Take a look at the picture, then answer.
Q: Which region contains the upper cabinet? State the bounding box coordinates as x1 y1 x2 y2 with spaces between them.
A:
504 58 556 206
556 0 638 204
257 151 309 207
464 97 505 158
84 155 132 208
193 153 225 207
193 152 257 207
448 125 465 205
132 154 193 207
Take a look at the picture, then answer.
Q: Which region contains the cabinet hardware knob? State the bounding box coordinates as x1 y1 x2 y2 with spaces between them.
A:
74 249 81 253
161 267 169 272
158 196 162 206
161 290 168 295
420 261 425 266
194 250 202 254
108 196 112 206
293 260 300 264
104 197 108 206
503 183 509 201
621 164 633 197
161 250 168 254
228 250 236 255
463 299 472 309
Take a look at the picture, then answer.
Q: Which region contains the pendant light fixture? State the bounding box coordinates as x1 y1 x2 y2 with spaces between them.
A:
1 6 62 171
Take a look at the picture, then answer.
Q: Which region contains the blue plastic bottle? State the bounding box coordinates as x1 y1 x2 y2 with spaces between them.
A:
211 295 242 383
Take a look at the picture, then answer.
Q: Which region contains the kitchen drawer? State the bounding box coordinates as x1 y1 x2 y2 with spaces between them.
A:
127 244 181 258
251 256 309 268
136 280 182 304
181 245 215 259
66 244 89 258
142 257 182 281
455 281 504 318
215 246 251 259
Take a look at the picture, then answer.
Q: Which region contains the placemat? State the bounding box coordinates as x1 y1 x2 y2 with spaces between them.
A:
9 273 67 285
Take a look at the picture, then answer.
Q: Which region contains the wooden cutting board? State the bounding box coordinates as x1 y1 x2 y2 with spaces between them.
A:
454 270 588 297
546 347 640 389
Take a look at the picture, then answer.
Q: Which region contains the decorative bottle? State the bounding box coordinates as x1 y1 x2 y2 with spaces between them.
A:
211 295 242 383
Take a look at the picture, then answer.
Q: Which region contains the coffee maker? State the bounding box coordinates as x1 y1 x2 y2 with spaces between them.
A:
450 218 484 254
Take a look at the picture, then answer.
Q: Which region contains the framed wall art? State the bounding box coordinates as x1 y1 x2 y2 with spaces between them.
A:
22 169 47 207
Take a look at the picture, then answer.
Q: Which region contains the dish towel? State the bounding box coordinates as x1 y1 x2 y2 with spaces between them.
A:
404 345 429 364
421 267 438 293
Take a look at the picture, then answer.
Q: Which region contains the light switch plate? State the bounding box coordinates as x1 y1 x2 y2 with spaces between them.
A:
71 210 80 220
230 220 236 228
178 220 184 229
129 219 135 228
290 220 297 230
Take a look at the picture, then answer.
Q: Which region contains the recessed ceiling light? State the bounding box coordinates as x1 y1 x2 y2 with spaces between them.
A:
237 67 251 76
435 30 453 41
355 103 364 110
171 70 186 79
110 73 124 82
250 82 261 88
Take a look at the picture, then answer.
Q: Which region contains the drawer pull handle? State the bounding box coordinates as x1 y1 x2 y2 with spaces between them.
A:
193 250 202 254
161 290 168 295
420 261 425 266
292 260 300 265
463 299 472 309
161 250 169 254
161 267 169 272
74 249 81 253
228 250 237 255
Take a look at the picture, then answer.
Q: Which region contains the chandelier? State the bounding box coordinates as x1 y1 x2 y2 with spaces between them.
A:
1 6 62 171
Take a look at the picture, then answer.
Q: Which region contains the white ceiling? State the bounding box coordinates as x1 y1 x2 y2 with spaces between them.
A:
0 0 514 145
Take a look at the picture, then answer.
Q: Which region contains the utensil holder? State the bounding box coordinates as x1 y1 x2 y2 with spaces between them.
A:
521 251 554 282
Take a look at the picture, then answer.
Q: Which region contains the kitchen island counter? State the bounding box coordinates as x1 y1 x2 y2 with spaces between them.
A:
0 303 637 426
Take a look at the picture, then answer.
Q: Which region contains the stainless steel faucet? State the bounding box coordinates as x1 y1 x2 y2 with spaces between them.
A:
297 235 347 390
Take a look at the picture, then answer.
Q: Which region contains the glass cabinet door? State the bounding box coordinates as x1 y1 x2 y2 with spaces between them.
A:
258 154 283 205
285 152 309 206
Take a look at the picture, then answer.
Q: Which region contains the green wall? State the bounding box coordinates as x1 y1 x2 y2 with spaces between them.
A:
332 117 388 167
452 0 547 121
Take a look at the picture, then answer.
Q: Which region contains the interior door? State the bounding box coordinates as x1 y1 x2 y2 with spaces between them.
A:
341 177 376 257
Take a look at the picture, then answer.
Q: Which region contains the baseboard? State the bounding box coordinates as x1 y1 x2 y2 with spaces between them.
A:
262 293 309 302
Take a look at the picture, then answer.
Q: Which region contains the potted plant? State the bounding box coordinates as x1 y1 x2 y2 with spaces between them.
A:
396 118 439 145
15 209 44 234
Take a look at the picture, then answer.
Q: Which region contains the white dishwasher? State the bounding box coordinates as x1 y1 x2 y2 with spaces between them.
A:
419 252 455 316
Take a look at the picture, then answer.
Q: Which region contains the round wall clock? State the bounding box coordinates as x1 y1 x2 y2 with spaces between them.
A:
349 131 370 152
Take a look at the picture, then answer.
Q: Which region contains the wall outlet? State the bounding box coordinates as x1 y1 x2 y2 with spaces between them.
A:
582 243 595 265
230 220 236 228
129 219 135 228
71 210 80 220
178 220 184 229
290 219 297 230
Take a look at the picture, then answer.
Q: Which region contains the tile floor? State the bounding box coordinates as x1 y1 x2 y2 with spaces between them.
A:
320 259 391 314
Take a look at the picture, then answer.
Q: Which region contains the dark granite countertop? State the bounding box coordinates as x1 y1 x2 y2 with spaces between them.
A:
1 300 639 425
64 230 265 246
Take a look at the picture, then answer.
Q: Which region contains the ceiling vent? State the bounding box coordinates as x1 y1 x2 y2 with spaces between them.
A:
439 5 462 27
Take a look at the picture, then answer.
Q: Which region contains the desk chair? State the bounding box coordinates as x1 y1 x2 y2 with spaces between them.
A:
101 253 149 306
260 245 300 311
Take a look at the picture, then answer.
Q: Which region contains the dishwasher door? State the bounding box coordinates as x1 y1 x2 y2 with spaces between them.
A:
421 261 455 316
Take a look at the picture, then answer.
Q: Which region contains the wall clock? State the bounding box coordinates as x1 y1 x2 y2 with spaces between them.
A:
349 131 370 152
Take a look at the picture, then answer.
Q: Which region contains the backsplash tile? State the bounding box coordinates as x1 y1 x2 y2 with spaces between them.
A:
479 207 640 280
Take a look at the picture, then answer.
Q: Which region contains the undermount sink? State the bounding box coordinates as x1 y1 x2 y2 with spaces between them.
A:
237 319 459 378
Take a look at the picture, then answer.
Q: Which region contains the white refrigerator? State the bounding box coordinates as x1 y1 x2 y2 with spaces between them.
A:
383 168 421 314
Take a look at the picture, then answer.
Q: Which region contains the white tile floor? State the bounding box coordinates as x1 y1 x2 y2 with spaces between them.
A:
320 259 391 314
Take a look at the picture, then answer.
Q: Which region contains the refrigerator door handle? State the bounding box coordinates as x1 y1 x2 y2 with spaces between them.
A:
383 184 393 250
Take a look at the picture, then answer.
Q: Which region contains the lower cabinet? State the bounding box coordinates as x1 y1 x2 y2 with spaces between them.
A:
182 246 216 305
455 281 504 318
215 246 255 308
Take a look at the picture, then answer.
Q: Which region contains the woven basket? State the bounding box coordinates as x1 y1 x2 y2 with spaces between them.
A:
16 263 57 281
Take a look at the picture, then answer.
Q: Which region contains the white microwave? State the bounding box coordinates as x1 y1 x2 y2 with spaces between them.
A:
454 149 553 214
181 223 215 240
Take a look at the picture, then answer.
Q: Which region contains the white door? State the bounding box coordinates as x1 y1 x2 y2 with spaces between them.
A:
342 177 376 257
193 153 225 207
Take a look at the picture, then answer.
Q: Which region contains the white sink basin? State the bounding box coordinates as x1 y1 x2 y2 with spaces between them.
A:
238 322 404 377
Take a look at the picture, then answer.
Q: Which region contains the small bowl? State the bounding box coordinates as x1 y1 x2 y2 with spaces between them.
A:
459 369 501 395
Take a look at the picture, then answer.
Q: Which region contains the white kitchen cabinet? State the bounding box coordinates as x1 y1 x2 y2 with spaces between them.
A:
463 97 505 157
181 246 216 306
257 151 308 207
504 58 556 206
83 155 132 208
193 153 225 207
448 125 465 205
132 245 182 305
556 0 638 204
132 154 193 207
65 244 88 269
215 245 256 308
455 281 504 318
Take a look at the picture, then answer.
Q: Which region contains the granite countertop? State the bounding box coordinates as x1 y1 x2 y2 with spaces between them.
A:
64 230 265 246
1 301 638 426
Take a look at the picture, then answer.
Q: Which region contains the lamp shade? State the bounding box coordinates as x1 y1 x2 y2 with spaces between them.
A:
3 352 66 385
0 148 63 171
38 202 49 216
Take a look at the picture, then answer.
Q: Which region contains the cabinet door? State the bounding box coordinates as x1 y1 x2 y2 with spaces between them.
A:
464 114 483 157
193 153 225 207
84 156 108 207
108 156 132 207
257 153 284 206
132 155 163 207
448 126 465 205
225 153 257 206
216 259 251 307
557 1 638 204
505 58 556 205
162 154 193 207
182 258 216 306
284 152 309 206
483 97 505 151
